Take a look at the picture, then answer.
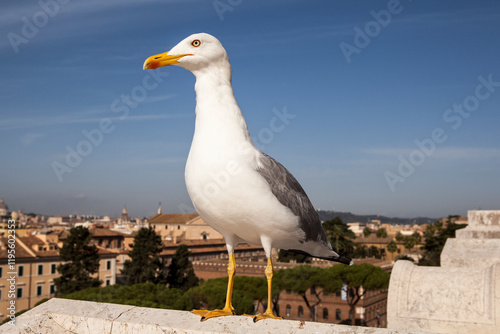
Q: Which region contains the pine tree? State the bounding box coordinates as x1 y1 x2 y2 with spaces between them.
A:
276 265 342 321
376 227 387 238
121 227 166 285
329 263 390 325
387 239 398 259
54 226 102 296
419 219 466 266
166 244 199 291
322 217 356 254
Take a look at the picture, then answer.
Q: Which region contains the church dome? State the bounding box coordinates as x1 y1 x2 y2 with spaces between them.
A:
120 205 130 222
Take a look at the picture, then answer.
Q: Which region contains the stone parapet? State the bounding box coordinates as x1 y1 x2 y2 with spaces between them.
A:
387 261 500 334
388 210 500 333
441 238 500 268
441 210 500 269
456 210 500 239
1 298 432 334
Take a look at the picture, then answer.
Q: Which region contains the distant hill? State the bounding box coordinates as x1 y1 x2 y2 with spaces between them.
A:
317 210 437 225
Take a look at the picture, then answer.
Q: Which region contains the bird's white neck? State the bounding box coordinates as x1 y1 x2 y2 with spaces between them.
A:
192 70 252 145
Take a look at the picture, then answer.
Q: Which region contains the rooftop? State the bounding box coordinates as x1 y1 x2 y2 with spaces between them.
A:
90 227 126 237
148 213 200 224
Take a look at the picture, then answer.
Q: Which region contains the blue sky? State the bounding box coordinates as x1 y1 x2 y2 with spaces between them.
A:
1 0 499 219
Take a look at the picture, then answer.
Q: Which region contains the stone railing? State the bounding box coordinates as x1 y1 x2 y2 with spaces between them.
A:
388 210 500 334
1 298 429 334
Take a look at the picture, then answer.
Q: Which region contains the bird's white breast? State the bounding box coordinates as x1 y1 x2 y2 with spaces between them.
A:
185 106 302 247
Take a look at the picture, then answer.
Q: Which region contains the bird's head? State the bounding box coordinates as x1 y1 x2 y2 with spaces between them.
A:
143 33 230 78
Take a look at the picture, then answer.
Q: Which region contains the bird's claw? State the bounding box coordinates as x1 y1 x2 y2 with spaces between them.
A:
192 308 235 321
253 311 282 322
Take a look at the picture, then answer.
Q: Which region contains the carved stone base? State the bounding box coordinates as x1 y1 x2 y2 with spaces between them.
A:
388 210 500 333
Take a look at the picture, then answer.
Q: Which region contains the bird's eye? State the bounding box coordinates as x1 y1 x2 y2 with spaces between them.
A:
191 39 201 47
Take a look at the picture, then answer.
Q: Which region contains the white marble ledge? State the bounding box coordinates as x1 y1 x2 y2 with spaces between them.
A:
0 298 434 334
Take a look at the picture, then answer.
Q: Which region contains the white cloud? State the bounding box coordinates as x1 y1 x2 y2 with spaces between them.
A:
0 0 202 52
434 147 500 160
0 112 190 131
394 8 500 27
364 147 500 160
144 94 176 104
21 132 45 145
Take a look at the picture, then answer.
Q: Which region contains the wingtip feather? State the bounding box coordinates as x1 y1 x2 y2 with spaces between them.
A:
336 255 353 265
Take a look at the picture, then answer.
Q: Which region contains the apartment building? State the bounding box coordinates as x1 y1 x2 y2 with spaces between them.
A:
0 233 116 322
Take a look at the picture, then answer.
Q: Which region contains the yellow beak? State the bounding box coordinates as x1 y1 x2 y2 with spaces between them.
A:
143 51 192 70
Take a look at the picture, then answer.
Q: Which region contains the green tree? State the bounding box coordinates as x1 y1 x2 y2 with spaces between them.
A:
411 231 422 245
322 217 356 254
387 240 398 259
368 246 382 259
277 265 342 321
166 244 200 291
55 226 102 296
376 227 387 238
395 231 404 242
403 235 416 253
329 263 390 324
363 226 372 237
402 232 422 257
419 219 466 266
122 227 166 285
352 244 368 259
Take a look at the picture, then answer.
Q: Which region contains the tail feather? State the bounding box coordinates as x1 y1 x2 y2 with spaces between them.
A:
334 254 353 266
287 249 353 265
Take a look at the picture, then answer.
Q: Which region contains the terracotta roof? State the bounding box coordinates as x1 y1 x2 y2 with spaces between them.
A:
148 213 199 224
19 235 60 257
0 234 120 262
0 236 35 259
19 234 45 246
91 228 125 237
0 235 60 260
58 229 70 240
96 247 118 255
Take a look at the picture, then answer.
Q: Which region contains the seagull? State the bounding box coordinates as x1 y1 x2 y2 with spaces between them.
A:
143 33 352 322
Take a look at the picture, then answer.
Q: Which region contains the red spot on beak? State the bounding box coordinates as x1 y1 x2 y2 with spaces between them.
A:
149 61 160 69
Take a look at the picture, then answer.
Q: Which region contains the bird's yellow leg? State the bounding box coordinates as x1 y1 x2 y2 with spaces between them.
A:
192 253 236 321
253 257 283 322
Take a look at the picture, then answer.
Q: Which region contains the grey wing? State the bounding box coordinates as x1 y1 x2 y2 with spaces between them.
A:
256 152 329 244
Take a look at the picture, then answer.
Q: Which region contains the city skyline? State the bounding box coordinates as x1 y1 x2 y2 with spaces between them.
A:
1 1 500 218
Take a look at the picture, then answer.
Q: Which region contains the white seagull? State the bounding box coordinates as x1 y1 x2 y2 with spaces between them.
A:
143 33 352 322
